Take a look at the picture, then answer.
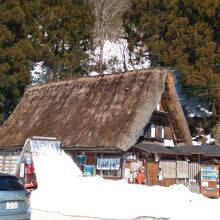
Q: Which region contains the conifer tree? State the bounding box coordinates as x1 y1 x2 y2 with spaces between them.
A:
0 0 94 123
124 0 220 116
0 0 32 123
24 0 95 80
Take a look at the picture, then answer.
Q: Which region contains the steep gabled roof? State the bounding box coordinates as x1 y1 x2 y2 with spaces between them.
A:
0 68 191 151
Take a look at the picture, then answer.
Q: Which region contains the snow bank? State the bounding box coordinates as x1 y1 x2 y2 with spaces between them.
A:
31 176 220 220
30 142 220 220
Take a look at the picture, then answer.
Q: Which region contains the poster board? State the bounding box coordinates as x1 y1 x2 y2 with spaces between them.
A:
96 158 120 170
76 154 87 165
160 160 176 178
177 161 188 178
83 165 94 176
201 165 220 198
201 165 219 181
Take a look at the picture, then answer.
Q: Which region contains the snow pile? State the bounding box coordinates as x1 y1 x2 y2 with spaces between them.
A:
184 104 213 118
205 134 216 144
31 141 220 220
192 134 216 145
175 72 216 145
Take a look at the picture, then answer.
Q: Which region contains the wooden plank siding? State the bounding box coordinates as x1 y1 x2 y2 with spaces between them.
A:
188 162 201 194
176 161 188 178
144 114 173 141
146 162 158 185
188 162 200 181
160 178 176 187
164 125 172 139
86 154 95 165
160 160 176 178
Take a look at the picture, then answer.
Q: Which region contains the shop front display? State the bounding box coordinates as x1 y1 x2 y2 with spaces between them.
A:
201 165 220 198
124 158 146 184
96 157 121 178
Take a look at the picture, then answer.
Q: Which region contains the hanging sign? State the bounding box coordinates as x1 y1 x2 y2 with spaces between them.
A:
97 158 121 170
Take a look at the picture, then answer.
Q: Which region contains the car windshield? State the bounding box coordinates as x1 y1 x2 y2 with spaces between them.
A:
0 176 25 191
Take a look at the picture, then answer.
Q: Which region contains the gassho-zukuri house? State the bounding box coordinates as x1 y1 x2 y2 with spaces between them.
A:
1 68 219 192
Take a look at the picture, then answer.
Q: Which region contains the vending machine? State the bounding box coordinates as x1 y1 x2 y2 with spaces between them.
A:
200 165 220 198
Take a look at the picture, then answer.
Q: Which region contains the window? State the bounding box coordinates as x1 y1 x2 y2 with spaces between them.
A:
144 121 167 140
96 157 121 178
0 176 24 191
151 124 156 138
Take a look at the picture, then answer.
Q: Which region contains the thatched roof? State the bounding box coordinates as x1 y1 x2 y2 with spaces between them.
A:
0 68 191 151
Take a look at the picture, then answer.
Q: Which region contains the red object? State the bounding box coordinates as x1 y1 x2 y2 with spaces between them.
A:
25 164 35 174
136 171 145 184
25 181 37 189
25 164 37 189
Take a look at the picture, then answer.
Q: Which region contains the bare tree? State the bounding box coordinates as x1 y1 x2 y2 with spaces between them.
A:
89 0 130 74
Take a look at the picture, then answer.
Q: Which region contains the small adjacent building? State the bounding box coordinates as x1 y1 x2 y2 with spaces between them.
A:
0 68 195 187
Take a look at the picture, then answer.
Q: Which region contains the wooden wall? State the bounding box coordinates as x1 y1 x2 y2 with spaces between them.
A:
146 162 158 186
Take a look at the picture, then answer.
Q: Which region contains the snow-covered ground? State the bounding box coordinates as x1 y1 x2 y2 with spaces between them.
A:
31 177 220 220
31 209 167 220
30 140 220 220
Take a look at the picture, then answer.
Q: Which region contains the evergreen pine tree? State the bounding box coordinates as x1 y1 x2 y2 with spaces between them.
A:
0 0 95 123
24 0 95 80
124 0 220 116
0 0 32 123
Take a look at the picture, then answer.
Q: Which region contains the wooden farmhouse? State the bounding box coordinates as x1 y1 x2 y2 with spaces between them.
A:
1 68 219 195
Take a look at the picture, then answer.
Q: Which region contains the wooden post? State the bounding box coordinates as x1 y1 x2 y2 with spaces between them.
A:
145 154 148 185
176 154 178 184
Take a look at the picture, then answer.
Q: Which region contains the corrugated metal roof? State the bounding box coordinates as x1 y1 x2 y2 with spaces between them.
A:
177 145 220 157
134 143 220 157
133 142 190 155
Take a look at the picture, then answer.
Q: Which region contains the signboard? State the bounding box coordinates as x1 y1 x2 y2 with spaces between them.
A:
84 165 94 176
19 163 25 178
201 165 220 198
201 166 219 181
76 155 87 165
96 158 120 170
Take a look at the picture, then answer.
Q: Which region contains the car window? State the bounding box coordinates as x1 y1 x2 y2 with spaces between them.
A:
0 177 25 191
